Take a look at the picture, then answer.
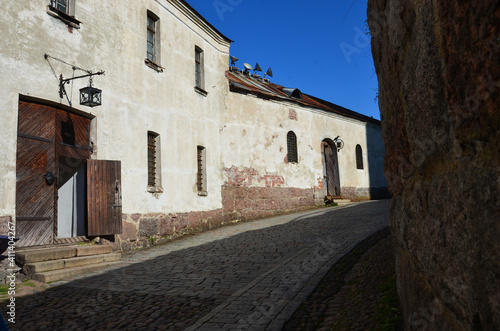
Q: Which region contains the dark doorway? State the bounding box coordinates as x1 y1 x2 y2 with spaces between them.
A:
322 140 341 197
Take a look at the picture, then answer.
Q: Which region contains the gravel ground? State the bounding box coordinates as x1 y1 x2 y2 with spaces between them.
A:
283 227 402 330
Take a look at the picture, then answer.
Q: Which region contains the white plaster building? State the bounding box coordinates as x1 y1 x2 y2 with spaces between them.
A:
0 0 387 251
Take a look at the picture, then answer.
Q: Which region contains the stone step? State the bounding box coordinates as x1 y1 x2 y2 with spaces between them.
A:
23 252 122 275
333 199 352 205
16 245 113 264
31 261 121 283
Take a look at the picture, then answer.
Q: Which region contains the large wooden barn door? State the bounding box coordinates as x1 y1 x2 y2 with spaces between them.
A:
16 102 57 246
87 160 122 236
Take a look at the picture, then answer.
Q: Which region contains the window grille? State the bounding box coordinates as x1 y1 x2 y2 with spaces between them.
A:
197 146 207 195
287 131 298 163
356 144 364 170
148 132 158 187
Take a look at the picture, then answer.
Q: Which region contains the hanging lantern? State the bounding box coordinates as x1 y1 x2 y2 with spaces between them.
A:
79 81 102 107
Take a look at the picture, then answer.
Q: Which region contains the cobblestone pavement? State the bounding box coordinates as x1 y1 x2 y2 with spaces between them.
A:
283 228 398 330
1 200 389 330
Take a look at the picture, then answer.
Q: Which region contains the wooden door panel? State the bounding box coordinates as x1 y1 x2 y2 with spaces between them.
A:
324 145 341 197
87 160 122 236
16 102 56 246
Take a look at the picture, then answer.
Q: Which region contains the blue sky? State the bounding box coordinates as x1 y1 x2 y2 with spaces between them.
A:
185 0 379 120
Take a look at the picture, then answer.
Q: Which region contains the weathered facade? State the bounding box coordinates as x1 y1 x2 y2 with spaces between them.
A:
1 0 387 251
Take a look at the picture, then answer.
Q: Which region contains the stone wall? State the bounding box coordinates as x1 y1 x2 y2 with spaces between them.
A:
368 0 499 329
115 185 319 251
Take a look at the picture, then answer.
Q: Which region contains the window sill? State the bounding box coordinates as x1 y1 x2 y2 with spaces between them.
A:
144 59 164 73
198 191 208 196
147 186 163 194
194 86 208 97
47 5 81 28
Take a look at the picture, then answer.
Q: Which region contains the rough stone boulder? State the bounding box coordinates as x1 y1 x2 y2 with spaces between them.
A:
368 0 499 329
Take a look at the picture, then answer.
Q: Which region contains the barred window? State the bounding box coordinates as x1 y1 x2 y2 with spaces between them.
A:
356 144 364 170
197 146 207 195
148 131 160 187
287 131 298 163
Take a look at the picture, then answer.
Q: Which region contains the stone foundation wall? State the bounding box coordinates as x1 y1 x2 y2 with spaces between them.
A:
114 186 320 251
368 0 499 329
222 186 319 222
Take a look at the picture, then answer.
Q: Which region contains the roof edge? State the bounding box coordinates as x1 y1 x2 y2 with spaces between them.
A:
173 0 233 45
226 70 381 125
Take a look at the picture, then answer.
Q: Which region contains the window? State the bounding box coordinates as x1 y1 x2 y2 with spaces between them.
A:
197 146 207 195
356 144 364 169
47 0 80 27
194 46 207 95
145 11 162 71
287 131 298 163
51 0 68 13
147 131 162 191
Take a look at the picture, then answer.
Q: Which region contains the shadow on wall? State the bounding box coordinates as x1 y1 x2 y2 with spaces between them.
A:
365 123 390 200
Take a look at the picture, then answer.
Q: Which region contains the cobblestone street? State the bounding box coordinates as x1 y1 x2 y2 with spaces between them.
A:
1 200 389 330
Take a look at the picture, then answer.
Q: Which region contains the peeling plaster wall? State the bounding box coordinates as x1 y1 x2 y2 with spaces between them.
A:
222 90 388 200
0 0 388 249
0 0 230 226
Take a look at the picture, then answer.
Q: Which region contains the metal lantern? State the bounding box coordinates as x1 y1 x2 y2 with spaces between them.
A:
79 85 102 107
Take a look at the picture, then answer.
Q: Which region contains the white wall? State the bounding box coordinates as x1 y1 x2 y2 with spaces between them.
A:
222 89 387 193
0 0 231 217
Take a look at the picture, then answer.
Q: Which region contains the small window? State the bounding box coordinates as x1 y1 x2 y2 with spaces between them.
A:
147 131 161 190
51 0 68 13
287 131 298 163
195 46 207 95
197 146 207 195
356 144 364 170
47 0 80 27
145 11 162 71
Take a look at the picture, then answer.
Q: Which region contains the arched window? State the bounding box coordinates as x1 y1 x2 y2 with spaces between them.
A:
355 144 364 169
287 131 298 163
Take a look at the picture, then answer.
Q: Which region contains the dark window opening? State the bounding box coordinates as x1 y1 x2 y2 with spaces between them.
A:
287 131 298 163
356 144 364 170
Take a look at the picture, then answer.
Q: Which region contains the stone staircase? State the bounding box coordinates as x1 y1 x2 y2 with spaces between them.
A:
16 244 121 283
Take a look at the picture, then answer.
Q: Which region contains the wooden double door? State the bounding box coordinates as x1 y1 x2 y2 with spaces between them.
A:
16 101 121 247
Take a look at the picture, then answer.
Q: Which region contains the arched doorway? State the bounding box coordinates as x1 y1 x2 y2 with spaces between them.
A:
322 139 341 198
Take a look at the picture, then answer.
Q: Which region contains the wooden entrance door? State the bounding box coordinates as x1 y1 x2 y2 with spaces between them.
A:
16 101 92 246
16 102 57 246
323 142 341 197
87 160 122 236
